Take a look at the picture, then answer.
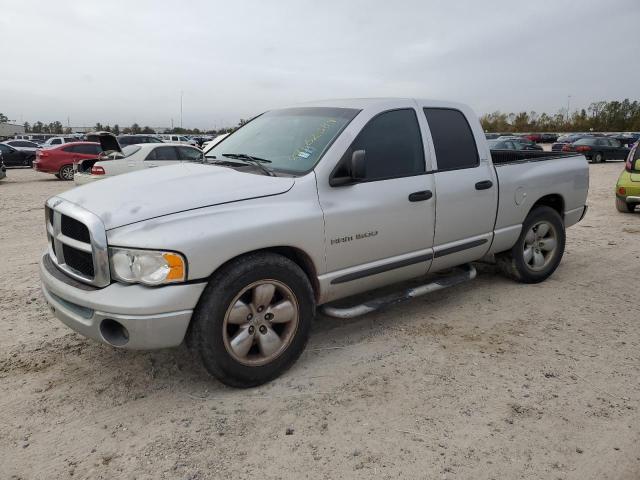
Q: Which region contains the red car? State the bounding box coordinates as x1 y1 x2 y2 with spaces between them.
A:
33 142 102 180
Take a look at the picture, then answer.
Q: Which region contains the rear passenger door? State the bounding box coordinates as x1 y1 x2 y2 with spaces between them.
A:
422 107 498 271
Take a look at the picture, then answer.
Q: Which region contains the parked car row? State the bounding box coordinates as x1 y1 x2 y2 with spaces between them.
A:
74 135 205 185
561 137 629 163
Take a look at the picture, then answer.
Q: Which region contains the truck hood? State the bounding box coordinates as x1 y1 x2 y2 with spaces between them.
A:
58 163 295 229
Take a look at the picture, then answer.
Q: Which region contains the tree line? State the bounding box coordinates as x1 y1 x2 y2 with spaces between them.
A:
480 99 640 133
0 114 241 136
19 121 238 136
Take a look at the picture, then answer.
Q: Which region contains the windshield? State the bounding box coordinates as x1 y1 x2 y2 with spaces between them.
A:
122 145 141 157
206 107 360 174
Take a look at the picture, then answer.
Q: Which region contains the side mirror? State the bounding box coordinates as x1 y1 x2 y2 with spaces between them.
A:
350 149 366 181
329 149 367 187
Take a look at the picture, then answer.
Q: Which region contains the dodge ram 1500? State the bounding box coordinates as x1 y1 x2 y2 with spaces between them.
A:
40 98 589 387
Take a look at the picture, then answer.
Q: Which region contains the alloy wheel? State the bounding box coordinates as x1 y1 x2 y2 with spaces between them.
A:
222 280 299 366
523 221 557 271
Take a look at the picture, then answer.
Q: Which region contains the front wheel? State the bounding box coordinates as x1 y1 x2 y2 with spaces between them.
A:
190 252 315 388
58 164 74 181
497 206 566 283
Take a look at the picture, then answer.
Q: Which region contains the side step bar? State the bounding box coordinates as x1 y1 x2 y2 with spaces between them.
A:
319 264 477 319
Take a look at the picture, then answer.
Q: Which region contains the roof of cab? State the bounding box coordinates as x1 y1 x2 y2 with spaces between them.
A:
274 97 470 112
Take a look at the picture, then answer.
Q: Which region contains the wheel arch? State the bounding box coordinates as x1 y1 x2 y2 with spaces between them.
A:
206 246 320 302
529 193 565 219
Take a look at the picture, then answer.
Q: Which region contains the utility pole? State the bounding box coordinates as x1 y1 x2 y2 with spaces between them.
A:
567 95 571 122
180 90 183 129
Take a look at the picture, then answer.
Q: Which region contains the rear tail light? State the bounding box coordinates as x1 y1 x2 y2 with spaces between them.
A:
91 166 105 175
37 150 48 158
619 186 626 195
561 144 573 152
575 146 592 152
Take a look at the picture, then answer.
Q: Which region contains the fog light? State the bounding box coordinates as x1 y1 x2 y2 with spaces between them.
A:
100 319 130 347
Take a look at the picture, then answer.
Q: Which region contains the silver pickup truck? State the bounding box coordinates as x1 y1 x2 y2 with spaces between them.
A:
40 98 589 387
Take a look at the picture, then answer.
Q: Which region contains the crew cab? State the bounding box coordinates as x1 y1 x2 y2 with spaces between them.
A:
39 98 589 387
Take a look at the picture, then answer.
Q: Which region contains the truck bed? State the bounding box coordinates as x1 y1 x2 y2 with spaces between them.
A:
491 149 582 165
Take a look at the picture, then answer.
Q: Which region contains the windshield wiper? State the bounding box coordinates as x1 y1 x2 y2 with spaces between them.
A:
222 153 276 177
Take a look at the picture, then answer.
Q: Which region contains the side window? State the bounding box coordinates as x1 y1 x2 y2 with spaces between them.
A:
75 144 100 155
178 147 203 161
348 109 425 181
51 138 61 145
145 149 157 161
0 144 11 153
152 146 178 160
62 145 76 153
596 139 607 146
423 108 479 171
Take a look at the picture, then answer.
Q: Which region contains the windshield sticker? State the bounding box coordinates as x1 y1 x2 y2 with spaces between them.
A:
292 118 337 161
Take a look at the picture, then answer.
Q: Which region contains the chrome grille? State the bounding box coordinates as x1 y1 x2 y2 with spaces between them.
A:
45 197 110 287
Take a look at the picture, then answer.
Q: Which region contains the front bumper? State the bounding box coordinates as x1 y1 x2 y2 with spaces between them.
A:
39 253 207 349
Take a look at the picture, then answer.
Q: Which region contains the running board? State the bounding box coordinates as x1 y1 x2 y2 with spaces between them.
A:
319 264 477 319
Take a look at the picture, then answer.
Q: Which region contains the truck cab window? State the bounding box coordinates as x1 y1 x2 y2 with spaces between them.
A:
350 109 425 181
424 108 479 171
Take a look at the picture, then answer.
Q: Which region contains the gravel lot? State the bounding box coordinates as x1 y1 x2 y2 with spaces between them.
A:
1 164 639 479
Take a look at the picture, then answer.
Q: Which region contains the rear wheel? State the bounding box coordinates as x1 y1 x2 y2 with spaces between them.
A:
190 252 314 388
616 197 636 213
497 206 565 283
58 164 74 181
593 152 604 163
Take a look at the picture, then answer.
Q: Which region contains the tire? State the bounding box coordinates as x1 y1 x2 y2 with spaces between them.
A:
190 252 315 388
497 206 566 283
616 197 636 213
593 152 604 163
58 164 74 181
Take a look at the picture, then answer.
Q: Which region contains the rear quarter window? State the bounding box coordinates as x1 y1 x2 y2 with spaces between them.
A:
423 108 479 171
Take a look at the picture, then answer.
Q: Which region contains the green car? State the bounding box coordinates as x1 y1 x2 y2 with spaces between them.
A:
616 143 640 213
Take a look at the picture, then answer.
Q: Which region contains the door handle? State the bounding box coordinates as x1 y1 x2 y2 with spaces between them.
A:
408 190 433 202
475 180 493 190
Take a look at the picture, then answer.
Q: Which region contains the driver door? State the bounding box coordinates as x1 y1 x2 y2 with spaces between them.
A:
317 108 436 300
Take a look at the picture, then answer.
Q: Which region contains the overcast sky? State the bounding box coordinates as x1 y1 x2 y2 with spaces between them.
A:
1 0 638 129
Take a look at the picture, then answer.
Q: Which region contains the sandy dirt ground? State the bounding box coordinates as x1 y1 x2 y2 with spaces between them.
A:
1 163 639 480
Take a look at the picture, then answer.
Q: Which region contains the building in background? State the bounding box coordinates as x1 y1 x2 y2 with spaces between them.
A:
0 122 26 139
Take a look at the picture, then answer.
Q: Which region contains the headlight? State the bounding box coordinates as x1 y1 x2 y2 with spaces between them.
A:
109 248 186 286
